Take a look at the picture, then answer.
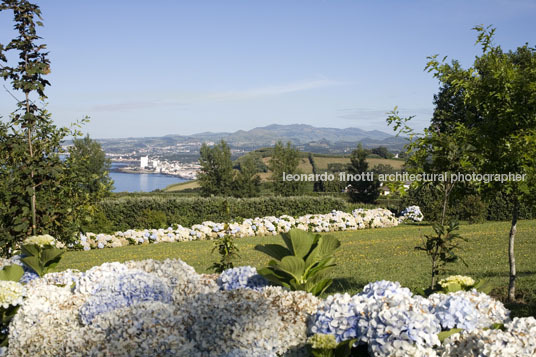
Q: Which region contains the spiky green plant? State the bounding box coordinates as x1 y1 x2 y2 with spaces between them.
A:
255 229 340 296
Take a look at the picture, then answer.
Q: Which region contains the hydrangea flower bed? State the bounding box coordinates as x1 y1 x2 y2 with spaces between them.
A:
1 259 534 356
398 205 424 223
76 208 402 251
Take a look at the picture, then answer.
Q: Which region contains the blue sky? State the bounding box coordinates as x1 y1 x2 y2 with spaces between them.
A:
1 0 535 138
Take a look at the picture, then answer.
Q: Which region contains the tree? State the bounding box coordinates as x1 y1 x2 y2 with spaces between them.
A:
309 153 325 192
347 144 380 203
371 146 392 159
0 0 86 255
232 156 261 198
269 141 305 196
197 140 234 197
424 26 536 301
66 135 113 196
64 135 114 230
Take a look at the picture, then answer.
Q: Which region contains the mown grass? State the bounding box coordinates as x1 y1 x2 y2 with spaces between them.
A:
165 180 200 192
55 220 536 317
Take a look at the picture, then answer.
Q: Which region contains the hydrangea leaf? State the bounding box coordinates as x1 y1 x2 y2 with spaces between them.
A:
445 282 462 293
0 264 24 282
41 246 64 266
473 279 493 294
438 328 463 342
20 244 39 257
21 255 44 276
334 338 358 357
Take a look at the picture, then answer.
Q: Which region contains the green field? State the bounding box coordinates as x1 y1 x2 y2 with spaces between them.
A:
55 220 536 317
165 180 200 192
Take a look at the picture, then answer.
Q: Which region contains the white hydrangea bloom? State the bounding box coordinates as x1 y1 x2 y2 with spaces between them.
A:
439 317 536 356
0 281 24 308
77 208 402 250
22 234 59 248
438 275 475 289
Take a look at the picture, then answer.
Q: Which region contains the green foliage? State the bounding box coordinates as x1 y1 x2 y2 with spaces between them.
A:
232 156 261 198
210 232 240 273
458 195 488 223
437 278 493 295
0 264 24 282
371 146 392 159
62 134 114 233
0 304 19 347
347 144 380 203
425 25 536 300
487 191 535 221
438 328 463 343
254 229 340 296
233 150 269 172
198 140 261 198
403 185 493 223
0 0 93 255
197 140 234 197
415 221 467 289
138 209 168 229
89 195 347 232
20 242 64 277
66 135 113 196
309 334 357 357
269 141 306 196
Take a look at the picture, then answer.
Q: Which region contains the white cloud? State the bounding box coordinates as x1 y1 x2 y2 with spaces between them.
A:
202 79 344 101
87 79 343 112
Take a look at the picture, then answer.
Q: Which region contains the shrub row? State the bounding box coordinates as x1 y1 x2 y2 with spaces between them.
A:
402 186 535 223
84 196 348 233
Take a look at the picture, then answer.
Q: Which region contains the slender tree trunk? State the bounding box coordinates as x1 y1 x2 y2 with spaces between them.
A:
440 182 453 226
508 197 519 302
431 259 437 289
26 91 36 236
24 51 36 235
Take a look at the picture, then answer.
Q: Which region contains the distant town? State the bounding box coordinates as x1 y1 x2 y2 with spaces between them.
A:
110 155 200 180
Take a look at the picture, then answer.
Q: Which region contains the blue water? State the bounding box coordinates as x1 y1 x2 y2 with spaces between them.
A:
110 162 188 192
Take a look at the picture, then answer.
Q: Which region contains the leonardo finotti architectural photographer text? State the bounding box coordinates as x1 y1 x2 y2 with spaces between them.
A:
282 171 527 183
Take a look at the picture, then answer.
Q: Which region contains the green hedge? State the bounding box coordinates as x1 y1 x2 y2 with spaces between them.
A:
85 196 348 232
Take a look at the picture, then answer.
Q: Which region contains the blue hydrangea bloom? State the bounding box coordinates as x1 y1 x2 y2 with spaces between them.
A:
309 293 359 343
361 280 413 300
432 295 480 331
217 266 269 291
19 270 39 284
310 281 441 351
79 270 172 325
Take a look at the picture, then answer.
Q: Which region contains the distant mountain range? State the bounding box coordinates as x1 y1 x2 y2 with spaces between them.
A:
97 124 407 157
167 124 406 148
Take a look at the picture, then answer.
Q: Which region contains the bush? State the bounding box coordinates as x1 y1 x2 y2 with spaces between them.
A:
138 209 168 229
456 195 488 223
486 191 535 221
87 196 347 232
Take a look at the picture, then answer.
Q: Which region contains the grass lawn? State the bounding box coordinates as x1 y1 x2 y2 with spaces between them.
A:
55 220 536 317
164 180 200 192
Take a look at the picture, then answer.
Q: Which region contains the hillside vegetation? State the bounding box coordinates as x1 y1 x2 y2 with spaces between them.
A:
165 151 405 192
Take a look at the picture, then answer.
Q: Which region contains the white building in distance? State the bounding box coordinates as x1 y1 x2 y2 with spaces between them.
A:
140 156 149 168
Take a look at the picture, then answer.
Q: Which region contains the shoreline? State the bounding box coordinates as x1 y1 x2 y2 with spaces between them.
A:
116 166 194 181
